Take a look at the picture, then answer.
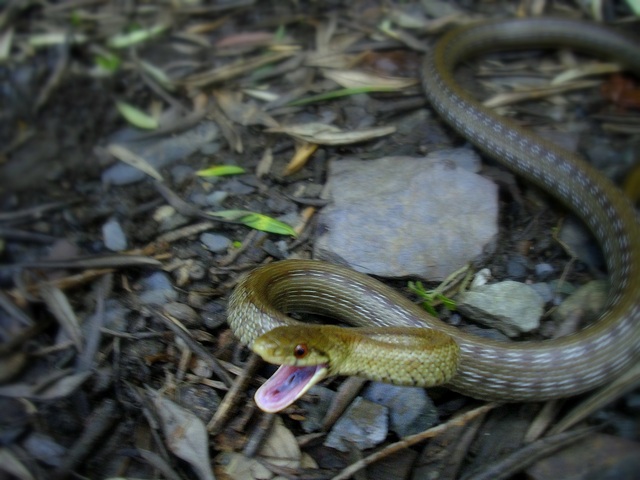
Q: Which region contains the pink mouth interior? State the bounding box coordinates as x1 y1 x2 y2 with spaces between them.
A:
254 364 323 413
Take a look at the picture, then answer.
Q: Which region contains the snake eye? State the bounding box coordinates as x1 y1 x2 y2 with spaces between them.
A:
293 344 308 359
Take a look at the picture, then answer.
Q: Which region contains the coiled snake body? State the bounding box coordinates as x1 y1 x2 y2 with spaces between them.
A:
227 18 640 413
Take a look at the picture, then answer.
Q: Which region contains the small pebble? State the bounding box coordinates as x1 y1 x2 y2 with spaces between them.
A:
103 299 129 331
506 255 528 279
102 121 219 186
201 300 227 330
300 386 336 433
102 218 128 251
363 383 439 437
324 397 388 452
534 263 555 280
206 191 228 206
176 384 221 423
266 194 293 213
457 281 544 336
530 282 554 303
139 272 178 306
200 232 231 253
223 178 255 195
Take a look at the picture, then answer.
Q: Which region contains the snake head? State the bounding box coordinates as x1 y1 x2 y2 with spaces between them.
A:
251 325 348 413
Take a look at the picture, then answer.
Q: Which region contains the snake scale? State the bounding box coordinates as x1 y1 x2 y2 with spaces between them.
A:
227 18 640 412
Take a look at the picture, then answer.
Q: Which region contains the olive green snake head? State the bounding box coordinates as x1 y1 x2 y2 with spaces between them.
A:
252 325 460 413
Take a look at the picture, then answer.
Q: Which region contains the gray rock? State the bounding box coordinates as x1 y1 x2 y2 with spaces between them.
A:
201 300 227 330
138 272 178 306
530 282 554 303
176 384 221 423
103 299 130 332
102 218 127 251
324 397 388 452
363 383 438 437
206 191 228 206
506 255 528 279
102 121 219 185
314 152 498 280
457 281 544 336
300 386 336 433
223 178 255 195
200 232 231 253
157 212 190 232
535 262 555 280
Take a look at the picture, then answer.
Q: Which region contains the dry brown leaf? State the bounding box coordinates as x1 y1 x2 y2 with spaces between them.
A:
0 448 35 480
215 452 273 480
323 69 417 89
39 283 83 350
216 416 308 479
256 147 273 178
305 52 364 69
0 370 91 400
148 388 216 480
551 62 622 85
184 51 295 87
214 90 279 127
0 351 27 383
266 122 395 145
483 80 600 108
282 142 318 176
107 144 164 182
257 416 302 468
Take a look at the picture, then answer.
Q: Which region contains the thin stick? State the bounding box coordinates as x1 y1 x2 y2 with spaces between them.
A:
332 402 497 480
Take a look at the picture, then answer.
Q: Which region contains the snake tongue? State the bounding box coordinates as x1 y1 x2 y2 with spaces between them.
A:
254 364 327 413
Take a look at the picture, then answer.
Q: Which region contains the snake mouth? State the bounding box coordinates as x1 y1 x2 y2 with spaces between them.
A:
254 364 328 413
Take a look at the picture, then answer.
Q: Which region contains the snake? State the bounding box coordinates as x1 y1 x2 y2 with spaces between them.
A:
227 18 640 413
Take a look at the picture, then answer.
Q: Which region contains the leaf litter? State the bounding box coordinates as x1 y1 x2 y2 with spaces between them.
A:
1 1 639 479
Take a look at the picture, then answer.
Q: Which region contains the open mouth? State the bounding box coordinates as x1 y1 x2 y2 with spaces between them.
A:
254 363 328 413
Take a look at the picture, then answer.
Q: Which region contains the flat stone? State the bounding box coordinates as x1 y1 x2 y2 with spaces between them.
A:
314 151 497 280
200 232 231 253
102 121 219 186
324 397 388 452
138 272 178 306
363 383 438 437
102 217 127 251
456 281 544 336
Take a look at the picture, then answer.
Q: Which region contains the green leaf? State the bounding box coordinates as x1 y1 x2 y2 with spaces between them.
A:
274 24 286 41
70 10 82 26
196 165 245 177
624 0 640 14
116 101 158 130
139 60 174 91
95 53 121 72
407 280 456 314
287 86 395 107
208 210 297 236
107 23 167 49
